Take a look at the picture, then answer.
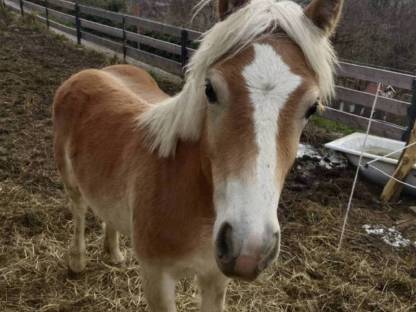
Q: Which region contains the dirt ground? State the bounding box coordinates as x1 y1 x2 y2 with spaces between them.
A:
1 8 416 312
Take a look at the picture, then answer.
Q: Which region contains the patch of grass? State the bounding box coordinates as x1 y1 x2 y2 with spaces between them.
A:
312 115 356 135
0 4 15 26
53 32 70 43
107 53 123 65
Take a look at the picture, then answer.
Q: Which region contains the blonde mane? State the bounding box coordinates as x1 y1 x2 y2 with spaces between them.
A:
139 0 337 157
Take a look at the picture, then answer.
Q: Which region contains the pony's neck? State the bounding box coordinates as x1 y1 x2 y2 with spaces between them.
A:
133 138 215 259
139 80 206 157
168 137 214 214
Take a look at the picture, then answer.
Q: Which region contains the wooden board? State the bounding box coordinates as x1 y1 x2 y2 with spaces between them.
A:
35 13 46 23
335 86 410 117
184 29 201 42
78 4 123 24
124 15 182 38
125 31 182 55
49 19 77 36
23 0 45 14
81 31 123 53
34 12 75 39
47 0 74 11
322 107 405 140
124 15 200 42
5 1 21 13
338 62 416 91
126 47 183 76
47 7 74 24
80 18 123 38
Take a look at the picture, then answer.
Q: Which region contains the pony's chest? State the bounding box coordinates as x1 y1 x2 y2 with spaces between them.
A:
131 174 214 261
132 208 214 260
138 237 218 280
167 243 218 279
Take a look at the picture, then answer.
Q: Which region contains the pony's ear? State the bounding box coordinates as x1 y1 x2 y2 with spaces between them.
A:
218 0 249 20
304 0 344 36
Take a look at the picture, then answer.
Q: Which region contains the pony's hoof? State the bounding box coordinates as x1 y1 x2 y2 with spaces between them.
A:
109 250 125 265
68 251 87 273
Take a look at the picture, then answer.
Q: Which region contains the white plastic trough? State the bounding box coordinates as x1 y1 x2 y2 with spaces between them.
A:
325 132 416 196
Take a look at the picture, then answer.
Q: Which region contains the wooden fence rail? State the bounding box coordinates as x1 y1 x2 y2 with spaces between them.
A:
48 0 73 10
4 0 416 141
337 62 415 91
321 107 406 140
335 86 410 117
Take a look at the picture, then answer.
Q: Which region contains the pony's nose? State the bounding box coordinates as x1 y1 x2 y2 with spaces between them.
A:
215 222 235 267
234 232 279 280
215 223 279 281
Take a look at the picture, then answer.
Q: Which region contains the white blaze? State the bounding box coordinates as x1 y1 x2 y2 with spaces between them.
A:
214 43 301 254
244 42 301 206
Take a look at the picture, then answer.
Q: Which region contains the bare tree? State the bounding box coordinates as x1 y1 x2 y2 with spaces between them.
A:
334 0 416 72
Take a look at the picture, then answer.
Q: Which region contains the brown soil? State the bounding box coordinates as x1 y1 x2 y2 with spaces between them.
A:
1 8 415 312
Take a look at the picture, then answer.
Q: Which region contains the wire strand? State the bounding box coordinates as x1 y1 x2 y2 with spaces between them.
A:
364 164 416 190
363 140 416 167
337 82 382 251
324 106 406 130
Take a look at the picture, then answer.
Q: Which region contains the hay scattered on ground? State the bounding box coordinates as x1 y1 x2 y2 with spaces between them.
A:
0 8 415 312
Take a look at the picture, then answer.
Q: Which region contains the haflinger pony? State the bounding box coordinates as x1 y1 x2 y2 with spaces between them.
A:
53 0 343 310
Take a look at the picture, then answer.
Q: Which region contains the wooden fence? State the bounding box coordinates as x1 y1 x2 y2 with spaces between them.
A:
3 0 416 141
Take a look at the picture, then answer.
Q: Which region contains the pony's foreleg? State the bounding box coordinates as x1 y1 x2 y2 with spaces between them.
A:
198 271 229 312
67 194 88 273
103 223 125 264
142 265 177 312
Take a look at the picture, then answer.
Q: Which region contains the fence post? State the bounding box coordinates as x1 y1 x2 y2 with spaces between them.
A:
401 79 416 142
19 0 23 16
180 29 189 72
75 0 81 45
45 0 49 29
122 16 127 62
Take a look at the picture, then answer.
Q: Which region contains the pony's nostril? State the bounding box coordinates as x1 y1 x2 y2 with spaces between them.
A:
264 231 279 256
216 222 233 261
259 231 280 270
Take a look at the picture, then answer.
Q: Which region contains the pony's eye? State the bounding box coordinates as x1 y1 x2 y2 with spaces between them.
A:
305 102 319 119
205 81 218 104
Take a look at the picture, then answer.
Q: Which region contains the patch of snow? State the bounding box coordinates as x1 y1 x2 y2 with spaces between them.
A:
363 224 384 235
297 144 321 159
297 144 347 169
363 224 415 248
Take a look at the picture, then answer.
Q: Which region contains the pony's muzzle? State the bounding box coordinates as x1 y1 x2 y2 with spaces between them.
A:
215 222 279 281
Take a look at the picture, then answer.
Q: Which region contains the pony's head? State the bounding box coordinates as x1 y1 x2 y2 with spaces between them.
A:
202 0 343 280
140 0 343 280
